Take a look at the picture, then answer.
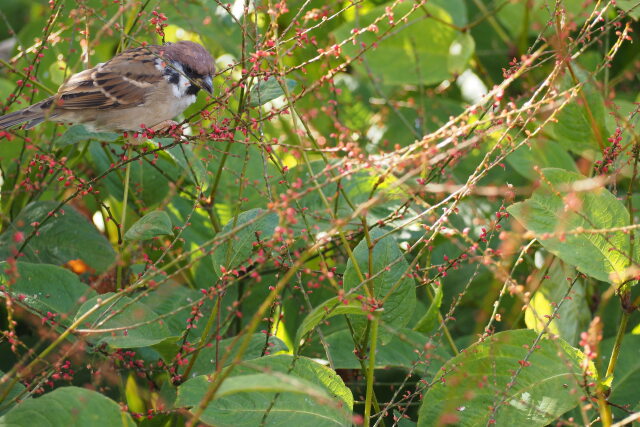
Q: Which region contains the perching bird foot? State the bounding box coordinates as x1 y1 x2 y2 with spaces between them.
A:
149 120 180 133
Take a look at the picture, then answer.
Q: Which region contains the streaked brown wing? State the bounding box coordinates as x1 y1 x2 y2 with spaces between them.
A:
54 46 163 110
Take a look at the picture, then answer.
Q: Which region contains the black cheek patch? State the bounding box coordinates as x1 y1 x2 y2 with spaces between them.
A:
164 68 180 85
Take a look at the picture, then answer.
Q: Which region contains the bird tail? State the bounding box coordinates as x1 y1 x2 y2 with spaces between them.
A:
0 98 55 130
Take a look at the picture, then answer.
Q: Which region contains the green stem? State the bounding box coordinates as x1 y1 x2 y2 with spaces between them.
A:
598 309 630 427
597 389 612 427
363 312 380 427
182 292 221 379
0 290 125 404
604 310 629 380
116 146 132 291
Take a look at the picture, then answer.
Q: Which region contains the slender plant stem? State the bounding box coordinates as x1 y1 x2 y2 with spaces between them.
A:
364 311 380 427
116 146 132 291
182 292 221 379
605 309 630 380
598 307 630 427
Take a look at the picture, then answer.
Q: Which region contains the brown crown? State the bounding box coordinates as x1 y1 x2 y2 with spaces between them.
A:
161 40 215 76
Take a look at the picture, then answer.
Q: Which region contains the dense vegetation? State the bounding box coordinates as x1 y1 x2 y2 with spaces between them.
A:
0 0 639 426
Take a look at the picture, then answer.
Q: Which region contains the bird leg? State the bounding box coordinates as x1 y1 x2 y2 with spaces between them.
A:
149 120 179 132
126 120 182 145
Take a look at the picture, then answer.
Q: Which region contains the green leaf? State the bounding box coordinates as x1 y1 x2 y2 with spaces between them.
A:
248 77 297 107
413 286 443 334
182 334 289 376
178 372 328 399
550 69 607 154
211 208 279 276
142 282 209 336
74 293 173 348
394 410 417 427
237 355 353 409
508 168 635 283
165 196 217 287
334 2 473 85
322 328 451 374
524 258 590 346
55 124 120 147
601 334 640 420
0 201 116 274
615 0 640 19
497 0 589 38
282 162 416 232
0 386 135 426
89 143 170 207
0 370 26 416
447 32 475 75
343 228 416 344
124 210 173 241
506 140 578 181
0 262 96 326
163 141 210 190
177 356 352 427
177 374 348 427
295 297 366 350
417 329 591 426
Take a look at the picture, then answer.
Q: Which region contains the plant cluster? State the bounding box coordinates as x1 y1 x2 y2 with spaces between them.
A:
0 0 639 426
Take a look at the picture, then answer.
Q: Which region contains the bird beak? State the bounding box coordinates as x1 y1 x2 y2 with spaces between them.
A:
200 76 213 94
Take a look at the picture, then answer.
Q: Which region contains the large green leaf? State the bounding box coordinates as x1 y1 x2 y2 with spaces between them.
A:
549 70 607 154
343 228 416 344
616 0 640 19
177 355 352 427
165 195 217 288
322 328 451 375
73 293 173 348
55 125 119 147
418 329 590 426
334 2 473 85
211 208 279 276
497 0 589 38
248 77 297 107
506 140 578 181
0 261 96 325
0 201 115 274
601 334 640 420
508 168 635 283
141 282 208 336
162 139 210 191
524 258 590 346
0 370 26 416
181 334 289 377
279 162 416 232
89 143 170 208
124 210 173 241
0 386 135 426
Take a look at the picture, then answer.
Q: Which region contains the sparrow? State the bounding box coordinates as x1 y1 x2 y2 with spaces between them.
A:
0 40 215 132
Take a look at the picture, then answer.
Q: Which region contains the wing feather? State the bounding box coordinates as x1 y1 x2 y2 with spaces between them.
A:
54 47 163 110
